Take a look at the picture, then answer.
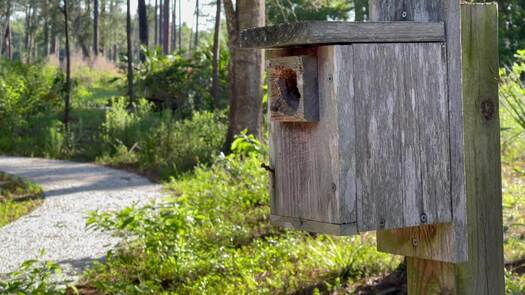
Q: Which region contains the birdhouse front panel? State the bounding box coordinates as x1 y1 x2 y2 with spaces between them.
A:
268 43 453 235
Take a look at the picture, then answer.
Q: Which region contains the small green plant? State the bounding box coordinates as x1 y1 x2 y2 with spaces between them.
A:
0 252 74 295
83 136 397 294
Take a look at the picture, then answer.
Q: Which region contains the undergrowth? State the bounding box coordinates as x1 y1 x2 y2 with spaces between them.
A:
0 173 43 227
83 134 398 294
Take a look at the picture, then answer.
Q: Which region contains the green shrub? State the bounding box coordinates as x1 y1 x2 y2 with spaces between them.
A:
136 45 229 119
97 98 227 177
0 254 70 295
85 136 397 294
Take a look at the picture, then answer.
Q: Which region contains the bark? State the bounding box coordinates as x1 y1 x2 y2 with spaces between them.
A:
194 0 199 49
126 0 135 105
159 0 163 45
162 0 170 54
138 0 148 61
171 0 176 52
223 0 265 151
211 0 221 107
2 1 12 59
43 0 50 56
154 0 158 46
63 0 72 134
178 0 181 50
93 0 99 56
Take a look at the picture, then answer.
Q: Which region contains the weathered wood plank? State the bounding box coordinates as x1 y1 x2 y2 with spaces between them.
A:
240 21 445 49
270 215 357 236
377 2 504 294
354 43 452 232
375 0 468 263
270 46 357 226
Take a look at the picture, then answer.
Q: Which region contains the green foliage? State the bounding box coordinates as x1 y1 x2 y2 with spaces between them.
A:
500 50 525 132
84 139 397 294
0 252 71 295
0 173 43 227
266 0 353 24
0 60 65 156
97 98 227 177
136 45 229 119
497 0 525 64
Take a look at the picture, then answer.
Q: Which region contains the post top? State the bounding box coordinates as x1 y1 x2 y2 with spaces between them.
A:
240 21 445 49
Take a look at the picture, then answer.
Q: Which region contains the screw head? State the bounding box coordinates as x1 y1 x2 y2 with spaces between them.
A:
331 183 337 192
420 213 428 224
412 238 418 247
401 11 408 18
379 218 386 229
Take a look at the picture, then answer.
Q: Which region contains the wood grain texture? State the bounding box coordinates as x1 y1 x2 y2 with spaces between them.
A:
375 0 468 263
240 21 445 49
378 2 504 295
269 46 357 227
268 55 319 122
353 43 452 232
270 215 357 236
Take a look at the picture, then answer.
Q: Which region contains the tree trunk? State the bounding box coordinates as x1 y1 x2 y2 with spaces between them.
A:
159 0 163 46
93 0 99 56
223 0 265 151
178 0 181 50
154 0 158 46
127 0 135 105
211 0 221 107
138 0 148 61
43 0 50 57
194 0 199 49
171 0 176 52
2 1 12 60
63 0 72 135
162 0 170 54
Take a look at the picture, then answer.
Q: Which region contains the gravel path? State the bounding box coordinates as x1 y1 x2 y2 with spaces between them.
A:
0 157 162 282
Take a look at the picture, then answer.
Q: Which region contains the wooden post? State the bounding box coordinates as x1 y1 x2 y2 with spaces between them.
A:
373 2 504 294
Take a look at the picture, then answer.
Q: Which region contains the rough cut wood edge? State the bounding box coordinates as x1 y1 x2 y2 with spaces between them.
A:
375 0 467 263
270 215 357 236
379 4 504 294
240 21 445 49
404 5 503 294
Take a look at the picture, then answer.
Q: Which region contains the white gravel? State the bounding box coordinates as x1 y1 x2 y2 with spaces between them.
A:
0 157 162 282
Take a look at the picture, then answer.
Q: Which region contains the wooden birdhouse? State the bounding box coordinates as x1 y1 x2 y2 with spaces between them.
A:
239 0 504 268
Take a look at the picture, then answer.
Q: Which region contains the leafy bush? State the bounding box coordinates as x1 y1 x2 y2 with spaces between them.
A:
136 45 229 119
0 254 71 295
500 50 525 131
84 136 398 294
97 98 227 178
0 60 65 156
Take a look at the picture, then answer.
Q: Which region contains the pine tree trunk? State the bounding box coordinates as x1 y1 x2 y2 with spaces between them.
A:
154 0 158 46
171 0 176 52
178 0 181 50
162 0 170 54
138 0 148 61
126 0 135 104
211 0 221 107
159 0 163 46
43 0 49 56
223 0 265 151
93 0 99 56
2 1 12 60
63 0 71 134
194 0 199 49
